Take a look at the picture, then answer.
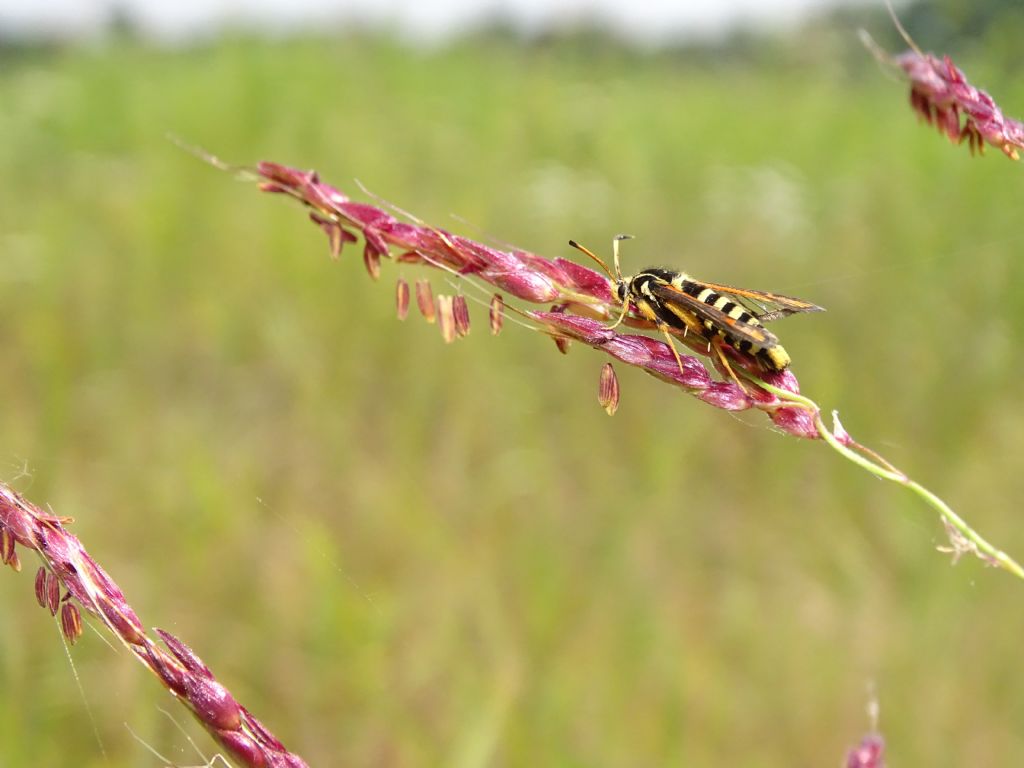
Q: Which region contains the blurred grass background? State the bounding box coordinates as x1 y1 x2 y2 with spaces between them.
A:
2 6 1024 766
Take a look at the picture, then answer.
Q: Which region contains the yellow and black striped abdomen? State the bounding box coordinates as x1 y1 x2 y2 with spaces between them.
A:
621 266 819 374
652 270 792 372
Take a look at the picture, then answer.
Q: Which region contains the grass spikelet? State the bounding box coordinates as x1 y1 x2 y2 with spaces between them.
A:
489 294 505 335
60 602 83 645
598 363 620 416
2 525 19 569
396 277 410 320
452 294 471 337
33 566 48 610
363 240 383 279
437 294 457 343
416 278 436 323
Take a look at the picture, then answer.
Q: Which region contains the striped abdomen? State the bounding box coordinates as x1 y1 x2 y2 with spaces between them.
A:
633 269 791 372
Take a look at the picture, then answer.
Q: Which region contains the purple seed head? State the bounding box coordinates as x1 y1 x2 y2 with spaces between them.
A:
0 482 310 765
255 163 820 437
890 49 1024 160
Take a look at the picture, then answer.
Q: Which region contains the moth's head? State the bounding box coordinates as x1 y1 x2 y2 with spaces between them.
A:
615 279 628 303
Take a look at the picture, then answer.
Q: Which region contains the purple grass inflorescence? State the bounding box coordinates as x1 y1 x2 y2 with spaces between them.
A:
256 161 818 439
898 51 1024 159
0 483 309 768
865 28 1024 160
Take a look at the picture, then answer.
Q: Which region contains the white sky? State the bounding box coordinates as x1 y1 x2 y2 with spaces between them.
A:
0 0 881 44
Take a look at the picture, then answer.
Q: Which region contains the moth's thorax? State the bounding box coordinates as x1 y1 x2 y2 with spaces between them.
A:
639 267 687 283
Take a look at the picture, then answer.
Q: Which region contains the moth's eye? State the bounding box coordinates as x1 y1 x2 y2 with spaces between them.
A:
617 283 626 301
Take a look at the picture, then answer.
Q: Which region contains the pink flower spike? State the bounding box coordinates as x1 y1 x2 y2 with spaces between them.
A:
0 480 311 767
881 45 1024 161
251 161 826 439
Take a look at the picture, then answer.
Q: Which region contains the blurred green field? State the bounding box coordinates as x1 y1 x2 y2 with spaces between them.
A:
2 30 1024 767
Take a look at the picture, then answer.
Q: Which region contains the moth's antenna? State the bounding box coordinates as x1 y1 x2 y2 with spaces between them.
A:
568 239 614 279
611 234 633 282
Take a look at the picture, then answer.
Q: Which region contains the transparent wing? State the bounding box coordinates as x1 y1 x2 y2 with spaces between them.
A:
692 280 824 322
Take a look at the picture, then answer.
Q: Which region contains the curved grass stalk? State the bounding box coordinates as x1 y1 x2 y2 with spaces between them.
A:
754 378 1024 580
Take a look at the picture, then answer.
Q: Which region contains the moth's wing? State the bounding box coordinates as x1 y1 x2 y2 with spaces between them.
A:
693 280 824 322
646 281 780 348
